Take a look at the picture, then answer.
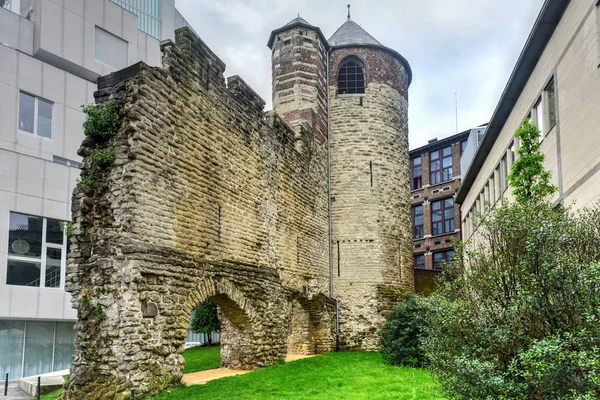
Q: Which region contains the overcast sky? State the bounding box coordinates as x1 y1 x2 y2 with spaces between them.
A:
175 0 545 149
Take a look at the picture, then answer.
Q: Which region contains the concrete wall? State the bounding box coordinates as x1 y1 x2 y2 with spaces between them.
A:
462 0 600 239
0 0 195 323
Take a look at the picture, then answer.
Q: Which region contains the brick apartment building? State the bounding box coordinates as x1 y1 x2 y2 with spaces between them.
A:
409 126 485 293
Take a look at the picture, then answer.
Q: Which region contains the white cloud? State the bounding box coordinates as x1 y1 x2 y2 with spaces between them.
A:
175 0 545 148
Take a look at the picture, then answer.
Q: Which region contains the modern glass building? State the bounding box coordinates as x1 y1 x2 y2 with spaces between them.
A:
0 0 193 380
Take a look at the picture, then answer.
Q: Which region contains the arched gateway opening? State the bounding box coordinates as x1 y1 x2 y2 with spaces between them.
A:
181 278 279 370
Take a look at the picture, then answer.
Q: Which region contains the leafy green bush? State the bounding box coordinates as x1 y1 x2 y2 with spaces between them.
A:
91 144 116 167
82 100 119 139
379 292 428 367
76 172 96 188
422 120 600 399
191 299 221 345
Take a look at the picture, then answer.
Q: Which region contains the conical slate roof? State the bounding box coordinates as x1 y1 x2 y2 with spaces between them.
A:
328 19 382 47
327 17 413 85
267 15 329 50
284 16 312 27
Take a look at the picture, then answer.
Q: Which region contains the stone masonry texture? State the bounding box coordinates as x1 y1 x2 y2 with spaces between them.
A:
64 21 413 398
328 47 413 350
63 28 335 399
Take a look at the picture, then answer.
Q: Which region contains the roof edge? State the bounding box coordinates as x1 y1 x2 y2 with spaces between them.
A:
331 43 413 86
267 22 330 50
409 128 475 155
456 0 569 205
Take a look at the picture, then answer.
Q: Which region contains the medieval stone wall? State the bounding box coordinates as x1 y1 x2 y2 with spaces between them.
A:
328 46 413 350
63 27 334 399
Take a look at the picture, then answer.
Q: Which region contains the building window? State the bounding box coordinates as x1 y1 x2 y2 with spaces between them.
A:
431 198 454 235
414 254 425 269
110 0 162 39
18 92 53 139
460 140 467 154
533 97 544 141
0 0 20 13
52 156 80 169
338 59 365 94
430 146 452 185
433 249 456 270
410 156 422 190
489 176 495 206
545 78 556 130
509 141 516 166
94 27 128 70
494 166 501 201
6 212 67 288
412 205 424 239
500 154 508 193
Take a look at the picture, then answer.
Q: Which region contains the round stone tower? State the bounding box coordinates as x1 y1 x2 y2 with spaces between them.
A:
328 14 413 349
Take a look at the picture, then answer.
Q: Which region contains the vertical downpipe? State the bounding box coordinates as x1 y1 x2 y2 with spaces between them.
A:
326 48 340 351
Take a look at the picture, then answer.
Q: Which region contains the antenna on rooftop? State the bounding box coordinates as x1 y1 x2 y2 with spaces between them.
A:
455 92 459 134
347 4 351 20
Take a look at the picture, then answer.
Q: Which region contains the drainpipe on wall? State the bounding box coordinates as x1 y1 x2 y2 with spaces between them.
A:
326 48 340 352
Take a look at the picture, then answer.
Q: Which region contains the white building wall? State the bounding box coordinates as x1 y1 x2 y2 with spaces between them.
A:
462 0 600 240
1 0 195 378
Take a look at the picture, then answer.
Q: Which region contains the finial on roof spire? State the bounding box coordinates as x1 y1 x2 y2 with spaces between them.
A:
298 12 300 18
347 4 351 20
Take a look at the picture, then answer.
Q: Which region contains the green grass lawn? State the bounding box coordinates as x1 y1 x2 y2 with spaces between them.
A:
150 352 444 400
42 350 443 400
182 345 221 373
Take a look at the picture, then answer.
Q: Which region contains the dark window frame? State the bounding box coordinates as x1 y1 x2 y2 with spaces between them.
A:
431 197 455 235
414 254 425 269
412 205 424 239
337 58 365 95
430 146 452 185
410 156 422 190
433 249 456 270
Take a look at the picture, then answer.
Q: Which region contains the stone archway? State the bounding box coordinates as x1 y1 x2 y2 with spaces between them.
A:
183 278 286 370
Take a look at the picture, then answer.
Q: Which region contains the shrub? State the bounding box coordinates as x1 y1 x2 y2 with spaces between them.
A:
422 119 600 399
76 172 96 188
90 145 116 167
191 299 221 345
379 292 428 367
82 100 119 139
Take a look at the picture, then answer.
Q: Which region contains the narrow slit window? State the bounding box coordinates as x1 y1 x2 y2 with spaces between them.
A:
338 59 365 94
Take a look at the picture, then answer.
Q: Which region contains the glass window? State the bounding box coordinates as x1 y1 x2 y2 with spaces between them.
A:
430 147 452 185
0 321 25 379
411 156 422 190
414 254 425 269
509 141 516 166
6 212 66 288
37 99 53 138
534 97 544 141
338 59 365 94
110 0 162 39
53 322 76 371
431 198 455 235
412 205 424 239
433 249 456 270
95 27 129 70
19 92 53 138
461 140 467 154
545 78 556 129
500 155 508 193
19 92 35 133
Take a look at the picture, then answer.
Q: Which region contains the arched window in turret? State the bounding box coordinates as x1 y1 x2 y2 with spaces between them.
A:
338 58 365 94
